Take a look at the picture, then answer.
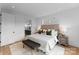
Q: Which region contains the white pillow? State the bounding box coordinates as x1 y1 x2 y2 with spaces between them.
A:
51 30 58 37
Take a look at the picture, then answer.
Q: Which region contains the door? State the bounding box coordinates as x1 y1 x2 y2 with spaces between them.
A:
1 13 15 46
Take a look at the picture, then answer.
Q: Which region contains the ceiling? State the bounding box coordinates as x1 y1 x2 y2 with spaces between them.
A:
0 3 79 17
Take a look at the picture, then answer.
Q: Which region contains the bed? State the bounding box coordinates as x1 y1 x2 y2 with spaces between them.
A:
26 34 58 53
25 24 59 54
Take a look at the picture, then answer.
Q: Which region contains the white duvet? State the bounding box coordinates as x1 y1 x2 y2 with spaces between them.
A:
26 34 58 53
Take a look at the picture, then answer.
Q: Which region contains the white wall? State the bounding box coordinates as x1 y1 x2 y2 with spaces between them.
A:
31 18 42 34
52 7 79 47
36 7 79 47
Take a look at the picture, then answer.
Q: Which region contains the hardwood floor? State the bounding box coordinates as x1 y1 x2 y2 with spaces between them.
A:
64 45 79 55
0 46 11 55
0 42 79 55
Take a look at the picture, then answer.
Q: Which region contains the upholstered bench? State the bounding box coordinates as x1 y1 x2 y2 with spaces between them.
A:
22 39 40 50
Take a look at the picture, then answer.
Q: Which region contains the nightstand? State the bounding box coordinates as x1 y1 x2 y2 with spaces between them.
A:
25 30 31 36
57 33 68 46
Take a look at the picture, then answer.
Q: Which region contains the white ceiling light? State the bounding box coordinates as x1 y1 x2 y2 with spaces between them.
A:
11 6 15 8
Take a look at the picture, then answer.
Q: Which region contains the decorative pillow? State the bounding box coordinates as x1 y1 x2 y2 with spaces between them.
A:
51 30 58 37
37 29 43 34
43 29 47 33
46 29 52 35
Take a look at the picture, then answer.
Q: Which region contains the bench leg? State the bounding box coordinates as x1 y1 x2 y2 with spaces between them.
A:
36 49 39 52
23 44 24 48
